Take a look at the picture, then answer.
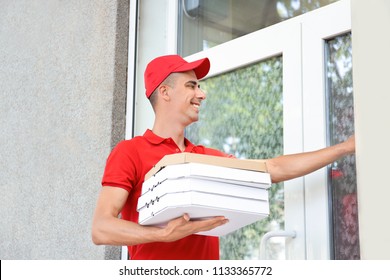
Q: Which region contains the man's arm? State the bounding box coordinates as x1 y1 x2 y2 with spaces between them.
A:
91 186 228 246
266 135 355 183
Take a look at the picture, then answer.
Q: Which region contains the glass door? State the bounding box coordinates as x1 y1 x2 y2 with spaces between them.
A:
186 17 305 259
185 0 354 259
186 57 284 259
301 0 355 259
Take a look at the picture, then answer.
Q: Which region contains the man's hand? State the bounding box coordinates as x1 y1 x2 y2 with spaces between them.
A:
267 134 356 183
342 135 355 155
157 214 229 242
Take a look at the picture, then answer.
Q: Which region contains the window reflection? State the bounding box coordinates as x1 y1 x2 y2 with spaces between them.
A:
179 0 339 56
326 33 360 260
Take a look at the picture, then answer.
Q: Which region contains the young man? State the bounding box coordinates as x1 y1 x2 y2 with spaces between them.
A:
92 55 355 260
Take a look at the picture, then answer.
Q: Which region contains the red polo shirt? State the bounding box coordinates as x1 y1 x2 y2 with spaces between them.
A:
101 129 231 260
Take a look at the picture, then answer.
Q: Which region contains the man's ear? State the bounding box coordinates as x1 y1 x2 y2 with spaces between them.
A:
158 85 171 101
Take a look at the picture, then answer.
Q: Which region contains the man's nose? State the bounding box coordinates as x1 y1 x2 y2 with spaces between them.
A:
196 87 206 100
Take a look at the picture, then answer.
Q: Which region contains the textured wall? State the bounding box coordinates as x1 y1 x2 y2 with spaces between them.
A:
0 0 128 259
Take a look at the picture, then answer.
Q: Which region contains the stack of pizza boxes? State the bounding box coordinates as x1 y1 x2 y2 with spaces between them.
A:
137 153 271 236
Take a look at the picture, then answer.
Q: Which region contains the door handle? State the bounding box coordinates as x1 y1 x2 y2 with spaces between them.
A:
260 230 296 259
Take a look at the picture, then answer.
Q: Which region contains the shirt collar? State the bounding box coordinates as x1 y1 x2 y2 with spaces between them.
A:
143 129 166 144
143 129 196 150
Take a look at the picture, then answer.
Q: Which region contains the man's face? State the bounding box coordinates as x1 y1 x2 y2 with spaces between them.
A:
167 70 206 126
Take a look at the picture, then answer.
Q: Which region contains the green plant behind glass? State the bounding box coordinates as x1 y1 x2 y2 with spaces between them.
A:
186 57 284 259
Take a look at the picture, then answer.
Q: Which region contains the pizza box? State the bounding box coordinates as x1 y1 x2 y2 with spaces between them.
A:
138 177 269 211
138 190 269 236
145 153 268 181
142 162 271 195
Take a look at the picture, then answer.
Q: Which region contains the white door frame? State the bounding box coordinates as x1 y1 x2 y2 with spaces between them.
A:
186 15 306 259
301 0 351 259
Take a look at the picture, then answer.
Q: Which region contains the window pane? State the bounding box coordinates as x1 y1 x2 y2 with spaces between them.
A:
326 33 360 260
186 56 284 259
179 0 339 56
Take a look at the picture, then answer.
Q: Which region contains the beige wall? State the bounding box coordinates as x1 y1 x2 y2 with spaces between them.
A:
351 0 390 259
0 0 128 259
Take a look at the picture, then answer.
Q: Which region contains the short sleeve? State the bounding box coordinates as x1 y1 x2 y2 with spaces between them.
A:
101 141 139 193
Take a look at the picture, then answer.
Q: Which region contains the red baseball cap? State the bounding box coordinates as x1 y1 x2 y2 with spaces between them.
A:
144 54 210 98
